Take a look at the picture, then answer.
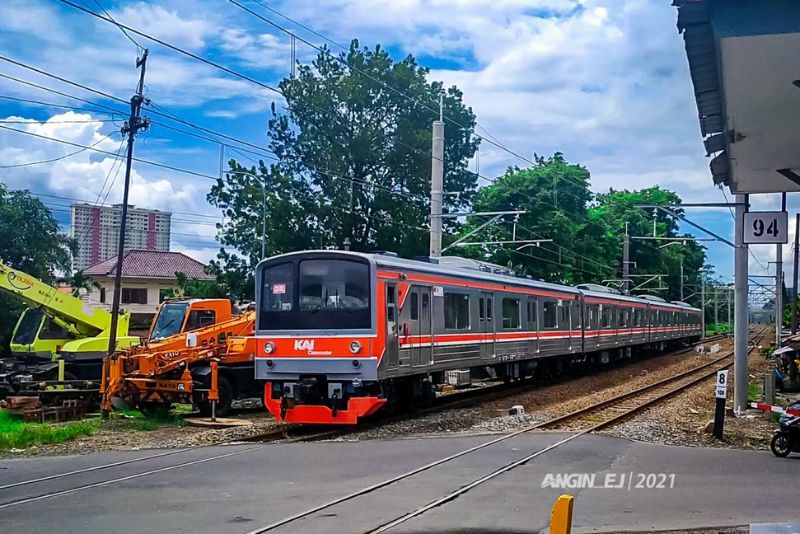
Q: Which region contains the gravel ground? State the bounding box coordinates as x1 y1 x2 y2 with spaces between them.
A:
343 338 751 441
600 331 785 450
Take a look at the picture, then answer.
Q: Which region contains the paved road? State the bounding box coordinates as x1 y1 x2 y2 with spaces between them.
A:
1 432 798 534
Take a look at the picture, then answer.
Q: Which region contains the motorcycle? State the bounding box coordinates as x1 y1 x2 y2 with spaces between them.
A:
770 401 800 458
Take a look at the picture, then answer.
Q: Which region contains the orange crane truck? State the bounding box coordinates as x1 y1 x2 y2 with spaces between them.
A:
102 299 258 417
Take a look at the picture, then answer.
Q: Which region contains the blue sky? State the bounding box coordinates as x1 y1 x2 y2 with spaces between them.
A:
0 0 789 299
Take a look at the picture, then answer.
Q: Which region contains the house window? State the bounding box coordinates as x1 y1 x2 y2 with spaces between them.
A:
444 292 470 330
99 287 106 303
501 298 521 329
121 288 148 304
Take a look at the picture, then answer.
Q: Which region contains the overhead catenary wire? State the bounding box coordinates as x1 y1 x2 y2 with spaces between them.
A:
0 131 116 169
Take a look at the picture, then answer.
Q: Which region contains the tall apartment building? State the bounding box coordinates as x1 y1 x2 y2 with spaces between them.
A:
70 203 172 272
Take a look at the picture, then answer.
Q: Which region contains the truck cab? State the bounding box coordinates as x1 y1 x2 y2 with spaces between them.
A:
147 298 234 345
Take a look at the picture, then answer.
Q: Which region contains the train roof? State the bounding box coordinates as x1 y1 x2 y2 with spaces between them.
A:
259 250 700 312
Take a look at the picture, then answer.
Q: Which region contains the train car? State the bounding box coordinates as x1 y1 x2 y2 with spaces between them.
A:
255 250 702 424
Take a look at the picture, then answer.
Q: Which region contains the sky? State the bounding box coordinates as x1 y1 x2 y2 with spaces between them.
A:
0 0 790 302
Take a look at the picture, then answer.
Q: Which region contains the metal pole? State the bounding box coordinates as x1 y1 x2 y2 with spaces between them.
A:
727 286 731 326
714 286 719 325
622 222 630 295
261 179 267 261
733 193 749 414
429 112 444 258
680 259 684 301
700 268 706 339
792 212 800 335
776 192 786 347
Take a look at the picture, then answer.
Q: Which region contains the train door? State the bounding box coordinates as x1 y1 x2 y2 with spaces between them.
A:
385 283 399 369
479 292 495 359
527 297 538 354
411 286 433 367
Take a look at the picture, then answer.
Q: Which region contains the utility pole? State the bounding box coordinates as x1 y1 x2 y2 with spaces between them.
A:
733 193 749 414
105 50 150 366
792 212 800 334
776 192 786 347
622 222 630 295
700 267 706 339
429 96 444 259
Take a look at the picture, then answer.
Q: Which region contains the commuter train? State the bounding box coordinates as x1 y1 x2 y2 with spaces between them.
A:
255 251 703 424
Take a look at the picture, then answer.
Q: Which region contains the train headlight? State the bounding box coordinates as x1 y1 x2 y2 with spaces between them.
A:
264 342 275 354
349 341 362 354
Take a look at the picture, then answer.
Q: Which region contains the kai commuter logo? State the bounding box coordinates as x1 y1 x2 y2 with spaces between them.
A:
294 339 315 351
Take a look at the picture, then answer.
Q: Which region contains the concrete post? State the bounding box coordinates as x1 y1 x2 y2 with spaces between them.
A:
622 222 630 295
429 119 444 258
700 268 706 339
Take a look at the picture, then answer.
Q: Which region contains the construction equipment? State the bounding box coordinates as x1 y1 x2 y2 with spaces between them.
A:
102 302 258 417
0 260 139 398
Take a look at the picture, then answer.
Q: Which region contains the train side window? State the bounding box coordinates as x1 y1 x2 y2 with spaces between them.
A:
422 293 430 319
479 297 485 321
571 302 581 330
410 292 419 321
487 297 493 321
543 301 557 329
528 299 537 328
444 292 471 330
387 286 396 322
620 309 627 328
601 306 612 329
502 298 521 329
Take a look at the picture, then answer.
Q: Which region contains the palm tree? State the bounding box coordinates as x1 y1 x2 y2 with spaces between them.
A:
69 270 101 297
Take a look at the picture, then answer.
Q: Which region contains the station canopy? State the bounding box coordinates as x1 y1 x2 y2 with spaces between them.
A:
676 0 800 194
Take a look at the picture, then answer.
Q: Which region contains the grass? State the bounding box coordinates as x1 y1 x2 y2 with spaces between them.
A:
748 382 762 403
0 411 100 450
112 407 186 432
706 323 733 336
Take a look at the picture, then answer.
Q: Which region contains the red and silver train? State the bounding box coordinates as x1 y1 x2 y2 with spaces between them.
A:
255 251 702 424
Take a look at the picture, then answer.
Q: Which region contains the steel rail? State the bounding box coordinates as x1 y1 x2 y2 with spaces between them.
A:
244 328 763 533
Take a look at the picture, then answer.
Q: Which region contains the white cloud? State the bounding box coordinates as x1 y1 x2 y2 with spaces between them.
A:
112 2 215 50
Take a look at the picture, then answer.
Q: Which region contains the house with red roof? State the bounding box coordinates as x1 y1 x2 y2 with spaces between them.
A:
83 250 215 321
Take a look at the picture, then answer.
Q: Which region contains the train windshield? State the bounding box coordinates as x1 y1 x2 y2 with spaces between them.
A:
260 258 371 330
149 302 189 341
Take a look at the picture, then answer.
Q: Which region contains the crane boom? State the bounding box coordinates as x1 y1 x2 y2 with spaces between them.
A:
0 260 125 337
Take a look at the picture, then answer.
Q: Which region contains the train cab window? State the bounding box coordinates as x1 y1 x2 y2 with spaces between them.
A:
502 298 521 329
444 292 470 330
543 301 557 329
410 292 419 321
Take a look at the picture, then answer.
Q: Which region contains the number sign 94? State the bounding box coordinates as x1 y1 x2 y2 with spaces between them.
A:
743 211 788 244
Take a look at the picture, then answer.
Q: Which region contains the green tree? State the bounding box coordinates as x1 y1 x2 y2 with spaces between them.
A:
208 40 479 266
459 153 604 284
591 187 706 303
68 270 100 297
172 271 228 299
0 184 74 354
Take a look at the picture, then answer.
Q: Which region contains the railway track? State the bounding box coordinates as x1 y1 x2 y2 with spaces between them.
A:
241 330 764 533
0 331 747 518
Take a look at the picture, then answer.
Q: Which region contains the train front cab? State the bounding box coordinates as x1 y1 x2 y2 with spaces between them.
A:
255 251 387 424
